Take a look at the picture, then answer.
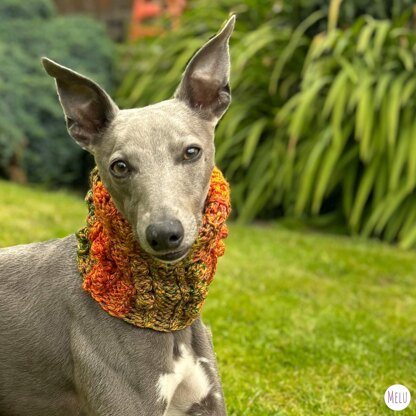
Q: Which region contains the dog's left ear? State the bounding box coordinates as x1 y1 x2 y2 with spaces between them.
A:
175 15 235 123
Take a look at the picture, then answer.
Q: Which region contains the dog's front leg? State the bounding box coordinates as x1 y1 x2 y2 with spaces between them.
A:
73 357 167 416
184 391 227 416
164 321 228 416
71 327 167 416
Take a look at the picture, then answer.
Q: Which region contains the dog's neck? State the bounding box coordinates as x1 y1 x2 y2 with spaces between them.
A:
76 167 231 332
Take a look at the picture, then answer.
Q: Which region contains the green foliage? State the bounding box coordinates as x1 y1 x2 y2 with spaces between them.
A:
285 0 415 34
116 0 416 248
116 0 319 219
0 0 114 186
0 0 55 20
277 17 416 248
1 181 416 415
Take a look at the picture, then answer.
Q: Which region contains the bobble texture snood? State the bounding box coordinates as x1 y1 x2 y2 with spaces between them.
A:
76 167 231 332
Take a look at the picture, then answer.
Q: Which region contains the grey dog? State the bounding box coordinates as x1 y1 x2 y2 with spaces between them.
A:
0 16 235 416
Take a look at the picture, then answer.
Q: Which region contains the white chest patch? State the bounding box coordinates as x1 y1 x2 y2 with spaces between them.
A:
158 344 212 414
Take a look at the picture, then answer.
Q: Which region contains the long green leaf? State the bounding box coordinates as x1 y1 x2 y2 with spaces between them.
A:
387 73 407 146
399 222 416 249
289 77 330 139
295 130 330 214
242 119 268 167
349 157 380 232
312 128 347 213
269 10 324 94
373 20 391 58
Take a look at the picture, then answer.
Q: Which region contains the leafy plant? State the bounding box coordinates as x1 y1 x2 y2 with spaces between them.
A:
0 0 54 19
116 0 416 248
0 0 114 186
277 16 416 248
116 0 321 218
285 0 416 34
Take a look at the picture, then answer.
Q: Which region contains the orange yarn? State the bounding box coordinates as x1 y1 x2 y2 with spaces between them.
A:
76 167 231 332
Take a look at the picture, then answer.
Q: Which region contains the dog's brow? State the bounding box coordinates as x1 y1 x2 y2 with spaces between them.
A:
173 135 201 146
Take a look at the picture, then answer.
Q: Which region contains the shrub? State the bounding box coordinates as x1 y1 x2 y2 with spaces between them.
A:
0 0 114 186
116 0 416 248
285 0 416 34
277 16 416 248
0 0 54 20
116 0 318 219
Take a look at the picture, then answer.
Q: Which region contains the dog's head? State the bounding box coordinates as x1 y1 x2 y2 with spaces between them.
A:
42 16 235 263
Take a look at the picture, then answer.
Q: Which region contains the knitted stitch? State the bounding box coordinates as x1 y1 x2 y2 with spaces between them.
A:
76 167 231 332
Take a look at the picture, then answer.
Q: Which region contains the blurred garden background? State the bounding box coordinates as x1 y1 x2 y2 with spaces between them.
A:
1 0 416 414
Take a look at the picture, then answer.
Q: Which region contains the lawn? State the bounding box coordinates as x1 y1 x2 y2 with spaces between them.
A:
0 179 415 415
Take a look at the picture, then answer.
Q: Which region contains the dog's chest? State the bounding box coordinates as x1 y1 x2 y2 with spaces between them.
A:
157 344 212 414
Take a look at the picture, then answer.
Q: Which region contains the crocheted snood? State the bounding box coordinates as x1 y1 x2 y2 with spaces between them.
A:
76 167 231 332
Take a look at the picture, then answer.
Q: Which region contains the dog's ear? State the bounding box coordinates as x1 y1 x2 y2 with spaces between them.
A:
175 15 235 122
41 57 118 152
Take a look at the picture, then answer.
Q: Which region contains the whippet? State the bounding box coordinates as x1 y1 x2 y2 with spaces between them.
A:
0 16 235 416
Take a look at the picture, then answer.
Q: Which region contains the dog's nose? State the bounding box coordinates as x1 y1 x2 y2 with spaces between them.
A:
146 219 184 252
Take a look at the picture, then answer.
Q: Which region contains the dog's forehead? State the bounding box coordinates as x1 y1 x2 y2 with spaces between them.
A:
111 100 213 150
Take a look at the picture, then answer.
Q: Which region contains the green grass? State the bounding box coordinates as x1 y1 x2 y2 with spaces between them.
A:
0 180 86 246
1 179 415 415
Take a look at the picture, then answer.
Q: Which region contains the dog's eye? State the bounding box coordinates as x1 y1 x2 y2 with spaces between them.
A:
110 160 129 177
183 146 201 161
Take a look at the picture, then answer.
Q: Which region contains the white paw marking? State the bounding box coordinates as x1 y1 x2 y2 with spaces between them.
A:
158 344 211 413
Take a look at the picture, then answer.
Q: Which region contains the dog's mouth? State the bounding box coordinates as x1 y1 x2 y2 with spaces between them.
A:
153 248 190 263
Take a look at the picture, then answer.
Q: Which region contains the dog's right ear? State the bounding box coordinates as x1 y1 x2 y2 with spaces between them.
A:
41 57 118 152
